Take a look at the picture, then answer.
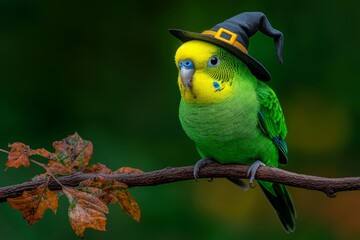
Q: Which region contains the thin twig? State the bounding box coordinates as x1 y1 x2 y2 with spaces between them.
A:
30 159 48 170
0 149 9 154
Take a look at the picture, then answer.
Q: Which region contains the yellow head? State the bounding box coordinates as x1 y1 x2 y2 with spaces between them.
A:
174 40 251 104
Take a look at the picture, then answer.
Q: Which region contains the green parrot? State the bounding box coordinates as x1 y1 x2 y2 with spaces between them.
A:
170 12 296 232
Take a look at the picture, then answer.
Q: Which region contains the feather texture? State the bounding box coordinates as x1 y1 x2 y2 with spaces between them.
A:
257 82 288 164
256 82 287 139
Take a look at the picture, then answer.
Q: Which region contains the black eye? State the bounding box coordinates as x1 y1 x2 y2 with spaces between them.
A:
208 56 220 67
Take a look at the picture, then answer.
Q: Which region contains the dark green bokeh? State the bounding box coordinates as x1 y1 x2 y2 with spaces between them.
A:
1 1 360 239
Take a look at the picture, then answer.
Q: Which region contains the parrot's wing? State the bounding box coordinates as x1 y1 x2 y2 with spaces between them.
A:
256 82 288 164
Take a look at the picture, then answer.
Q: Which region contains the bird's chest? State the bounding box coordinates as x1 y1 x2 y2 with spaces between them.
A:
179 95 259 145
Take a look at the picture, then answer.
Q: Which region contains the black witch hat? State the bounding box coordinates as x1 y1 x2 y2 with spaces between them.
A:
169 12 284 82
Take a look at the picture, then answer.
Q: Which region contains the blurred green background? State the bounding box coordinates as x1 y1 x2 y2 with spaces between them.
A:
1 0 360 239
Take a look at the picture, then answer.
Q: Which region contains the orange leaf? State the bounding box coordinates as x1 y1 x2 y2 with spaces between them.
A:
8 186 58 225
113 167 143 174
113 188 141 222
6 142 31 168
79 177 140 222
29 148 58 160
63 187 108 238
52 132 93 169
31 173 48 181
82 177 127 189
84 163 112 174
79 177 127 203
47 160 73 175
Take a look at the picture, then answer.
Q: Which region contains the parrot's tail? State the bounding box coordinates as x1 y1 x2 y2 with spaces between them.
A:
259 181 296 233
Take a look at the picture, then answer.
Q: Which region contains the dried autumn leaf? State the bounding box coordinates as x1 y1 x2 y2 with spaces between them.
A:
79 177 140 222
52 132 93 168
29 148 58 160
84 163 112 174
63 187 108 238
80 176 127 189
31 173 48 181
49 133 93 174
113 188 141 222
8 185 58 225
113 166 143 174
47 160 73 175
79 177 126 203
6 142 31 168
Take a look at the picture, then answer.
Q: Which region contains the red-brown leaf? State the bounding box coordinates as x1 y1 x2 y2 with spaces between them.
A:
112 188 141 222
52 132 93 169
6 142 31 168
8 186 58 225
47 160 73 175
113 167 143 174
79 177 140 222
29 148 58 160
84 163 112 174
31 173 48 181
79 177 127 203
63 187 108 238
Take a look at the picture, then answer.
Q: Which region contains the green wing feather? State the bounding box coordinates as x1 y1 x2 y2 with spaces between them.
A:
256 82 296 231
256 82 288 164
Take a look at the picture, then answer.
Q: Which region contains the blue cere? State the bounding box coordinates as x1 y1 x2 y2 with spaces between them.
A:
213 81 221 91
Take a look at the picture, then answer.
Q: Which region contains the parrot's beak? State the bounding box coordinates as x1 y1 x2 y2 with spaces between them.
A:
180 67 194 90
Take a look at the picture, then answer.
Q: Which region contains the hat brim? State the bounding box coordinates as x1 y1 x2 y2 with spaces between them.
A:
169 29 271 82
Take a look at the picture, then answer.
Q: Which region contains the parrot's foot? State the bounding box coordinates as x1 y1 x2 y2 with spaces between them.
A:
193 158 216 180
247 160 265 188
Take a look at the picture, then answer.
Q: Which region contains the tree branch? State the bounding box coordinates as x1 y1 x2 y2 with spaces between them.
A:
0 163 359 202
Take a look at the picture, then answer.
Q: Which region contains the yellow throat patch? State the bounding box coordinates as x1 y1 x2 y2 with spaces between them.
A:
175 40 235 104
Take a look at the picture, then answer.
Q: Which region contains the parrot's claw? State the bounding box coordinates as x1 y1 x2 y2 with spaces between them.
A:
247 160 265 188
193 158 216 180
